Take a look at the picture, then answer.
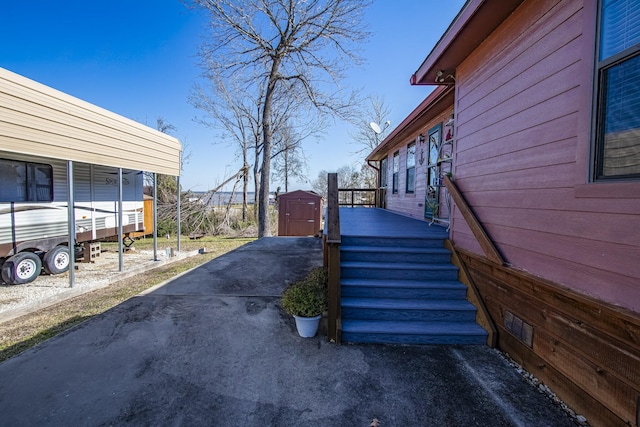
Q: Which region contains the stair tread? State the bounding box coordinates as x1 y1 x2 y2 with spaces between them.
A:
341 278 465 289
340 245 449 254
341 261 458 270
342 319 487 335
342 233 448 239
342 297 476 310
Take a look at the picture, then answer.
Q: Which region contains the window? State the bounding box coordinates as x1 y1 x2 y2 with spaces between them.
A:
392 151 399 194
380 157 388 188
406 143 416 193
0 159 53 202
594 0 640 180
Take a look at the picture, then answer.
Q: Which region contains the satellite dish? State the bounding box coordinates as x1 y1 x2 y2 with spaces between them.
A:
369 122 382 134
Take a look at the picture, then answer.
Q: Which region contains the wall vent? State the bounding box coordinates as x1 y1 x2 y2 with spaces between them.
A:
503 310 533 348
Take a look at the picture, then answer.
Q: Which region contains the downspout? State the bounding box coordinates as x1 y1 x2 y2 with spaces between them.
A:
367 160 381 208
367 159 379 175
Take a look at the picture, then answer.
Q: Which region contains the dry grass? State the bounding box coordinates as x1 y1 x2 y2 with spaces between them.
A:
0 236 254 363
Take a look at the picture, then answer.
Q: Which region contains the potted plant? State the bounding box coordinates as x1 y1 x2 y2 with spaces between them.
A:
281 267 327 338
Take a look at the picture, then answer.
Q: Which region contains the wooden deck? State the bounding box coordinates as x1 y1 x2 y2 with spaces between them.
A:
338 207 448 238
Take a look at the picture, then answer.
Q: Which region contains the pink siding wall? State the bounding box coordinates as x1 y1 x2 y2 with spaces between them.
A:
452 0 640 311
383 109 453 220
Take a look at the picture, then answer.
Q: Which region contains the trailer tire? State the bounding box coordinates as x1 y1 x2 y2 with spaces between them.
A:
43 246 70 275
1 252 42 285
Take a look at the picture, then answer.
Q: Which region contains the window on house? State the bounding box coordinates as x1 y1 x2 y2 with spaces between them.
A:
380 157 388 188
392 151 399 194
406 143 416 193
594 0 640 180
0 159 53 202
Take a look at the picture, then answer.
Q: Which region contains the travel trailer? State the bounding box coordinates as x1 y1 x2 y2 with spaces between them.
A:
0 153 146 285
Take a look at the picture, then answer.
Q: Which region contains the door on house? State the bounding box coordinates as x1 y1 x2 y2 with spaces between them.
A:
425 123 442 219
285 200 317 236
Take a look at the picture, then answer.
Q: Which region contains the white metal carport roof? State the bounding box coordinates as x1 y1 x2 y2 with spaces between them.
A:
0 67 181 176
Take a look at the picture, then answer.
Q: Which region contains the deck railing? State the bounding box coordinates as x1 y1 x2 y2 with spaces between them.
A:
337 188 388 208
337 188 379 207
324 173 341 342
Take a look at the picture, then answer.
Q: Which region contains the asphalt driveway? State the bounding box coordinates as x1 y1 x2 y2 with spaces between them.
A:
0 237 579 426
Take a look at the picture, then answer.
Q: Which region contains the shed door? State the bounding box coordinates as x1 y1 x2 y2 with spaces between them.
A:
286 199 317 236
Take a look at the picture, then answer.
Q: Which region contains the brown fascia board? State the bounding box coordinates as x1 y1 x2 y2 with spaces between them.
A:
366 86 454 162
410 0 524 86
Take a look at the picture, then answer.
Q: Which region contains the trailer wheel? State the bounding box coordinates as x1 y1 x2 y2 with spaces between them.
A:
43 246 70 275
1 252 42 285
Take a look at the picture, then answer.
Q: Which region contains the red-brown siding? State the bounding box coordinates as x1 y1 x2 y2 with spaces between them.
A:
452 0 640 311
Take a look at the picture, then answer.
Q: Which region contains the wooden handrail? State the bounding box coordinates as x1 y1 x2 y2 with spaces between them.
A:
443 175 505 265
325 173 341 342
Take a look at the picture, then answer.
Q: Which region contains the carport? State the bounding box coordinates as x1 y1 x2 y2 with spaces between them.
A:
0 67 182 286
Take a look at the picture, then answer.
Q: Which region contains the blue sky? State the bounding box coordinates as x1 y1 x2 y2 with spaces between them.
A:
1 0 465 192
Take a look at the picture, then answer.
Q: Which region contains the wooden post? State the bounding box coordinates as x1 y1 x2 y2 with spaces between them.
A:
326 173 341 343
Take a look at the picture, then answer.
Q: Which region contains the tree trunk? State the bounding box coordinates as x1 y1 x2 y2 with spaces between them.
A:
284 149 289 193
257 56 281 237
258 143 271 237
242 161 248 223
253 149 260 223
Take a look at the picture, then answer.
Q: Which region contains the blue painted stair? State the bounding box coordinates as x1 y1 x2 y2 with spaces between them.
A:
339 234 488 345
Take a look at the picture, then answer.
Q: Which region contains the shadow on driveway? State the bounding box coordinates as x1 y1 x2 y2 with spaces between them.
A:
0 237 577 426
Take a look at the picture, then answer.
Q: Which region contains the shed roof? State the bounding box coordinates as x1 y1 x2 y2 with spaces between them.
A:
0 67 182 176
278 190 322 199
410 0 524 86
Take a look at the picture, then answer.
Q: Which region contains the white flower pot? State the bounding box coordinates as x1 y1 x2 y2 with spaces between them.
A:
293 314 321 338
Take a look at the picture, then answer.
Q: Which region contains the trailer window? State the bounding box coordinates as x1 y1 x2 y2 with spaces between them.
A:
0 159 53 202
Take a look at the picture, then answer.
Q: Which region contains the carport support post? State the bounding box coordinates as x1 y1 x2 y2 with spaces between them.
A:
118 168 123 272
153 173 158 261
67 161 76 288
176 175 181 253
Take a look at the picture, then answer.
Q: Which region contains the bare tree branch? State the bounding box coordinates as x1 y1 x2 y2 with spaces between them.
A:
191 0 371 236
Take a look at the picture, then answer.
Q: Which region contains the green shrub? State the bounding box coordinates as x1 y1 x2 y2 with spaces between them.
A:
281 267 328 317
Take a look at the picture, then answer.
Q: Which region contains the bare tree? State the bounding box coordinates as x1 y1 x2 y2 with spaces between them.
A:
191 0 371 237
190 79 261 222
349 94 391 189
151 117 182 203
351 94 392 154
271 123 303 193
311 164 363 200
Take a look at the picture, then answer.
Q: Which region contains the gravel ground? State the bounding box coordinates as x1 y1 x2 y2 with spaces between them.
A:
0 247 199 323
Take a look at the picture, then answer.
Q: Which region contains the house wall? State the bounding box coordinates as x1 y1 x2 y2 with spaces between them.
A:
452 0 640 312
383 108 454 220
450 0 640 425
